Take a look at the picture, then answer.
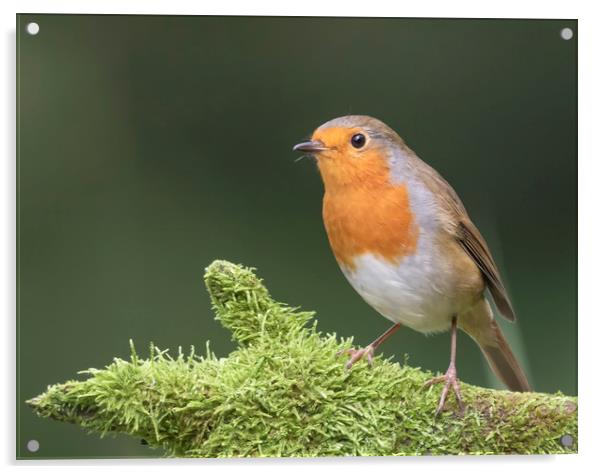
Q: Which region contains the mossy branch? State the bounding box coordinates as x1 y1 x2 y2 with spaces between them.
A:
27 260 577 457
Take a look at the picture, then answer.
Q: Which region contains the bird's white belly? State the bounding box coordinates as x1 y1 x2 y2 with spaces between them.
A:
340 249 460 334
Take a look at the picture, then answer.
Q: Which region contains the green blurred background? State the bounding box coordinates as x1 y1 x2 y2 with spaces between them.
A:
17 15 577 458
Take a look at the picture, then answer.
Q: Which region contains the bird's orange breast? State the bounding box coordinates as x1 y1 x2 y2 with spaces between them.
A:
323 183 419 270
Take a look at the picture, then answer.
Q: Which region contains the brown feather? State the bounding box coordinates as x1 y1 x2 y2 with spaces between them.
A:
457 220 516 321
459 300 531 392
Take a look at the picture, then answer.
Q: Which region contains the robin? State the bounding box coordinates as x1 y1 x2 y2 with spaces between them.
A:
293 115 531 415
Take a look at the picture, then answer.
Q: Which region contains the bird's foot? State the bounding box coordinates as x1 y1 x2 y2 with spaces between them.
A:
424 363 464 416
337 345 375 369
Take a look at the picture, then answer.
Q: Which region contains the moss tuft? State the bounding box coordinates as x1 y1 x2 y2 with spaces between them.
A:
27 260 577 457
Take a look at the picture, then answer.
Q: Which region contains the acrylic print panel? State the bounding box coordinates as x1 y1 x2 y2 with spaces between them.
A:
17 14 577 458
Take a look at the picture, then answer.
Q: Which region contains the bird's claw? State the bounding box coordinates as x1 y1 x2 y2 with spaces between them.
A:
337 345 375 369
424 363 464 416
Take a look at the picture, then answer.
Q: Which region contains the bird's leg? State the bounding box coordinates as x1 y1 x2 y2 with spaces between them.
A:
338 323 401 369
424 315 464 416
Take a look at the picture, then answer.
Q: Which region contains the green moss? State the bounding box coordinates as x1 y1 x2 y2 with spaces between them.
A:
27 260 577 457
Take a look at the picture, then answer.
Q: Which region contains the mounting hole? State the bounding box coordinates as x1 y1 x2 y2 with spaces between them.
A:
26 22 40 36
559 434 574 448
26 439 40 452
560 27 573 41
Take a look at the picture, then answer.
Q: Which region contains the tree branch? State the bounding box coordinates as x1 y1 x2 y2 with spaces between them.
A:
27 260 577 457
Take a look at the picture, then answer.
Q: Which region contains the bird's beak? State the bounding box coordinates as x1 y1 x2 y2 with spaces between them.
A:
292 140 329 153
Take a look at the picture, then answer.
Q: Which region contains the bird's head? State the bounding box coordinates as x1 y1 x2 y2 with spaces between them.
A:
293 115 406 192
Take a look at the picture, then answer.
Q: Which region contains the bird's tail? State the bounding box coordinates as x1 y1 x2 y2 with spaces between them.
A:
459 300 532 392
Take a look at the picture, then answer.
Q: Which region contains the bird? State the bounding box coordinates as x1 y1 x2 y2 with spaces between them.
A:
293 115 531 415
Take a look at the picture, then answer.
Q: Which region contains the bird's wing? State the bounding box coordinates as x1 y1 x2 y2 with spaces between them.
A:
456 218 516 321
409 152 516 322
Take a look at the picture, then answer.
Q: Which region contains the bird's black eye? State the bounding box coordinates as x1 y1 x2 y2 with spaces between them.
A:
351 133 366 149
